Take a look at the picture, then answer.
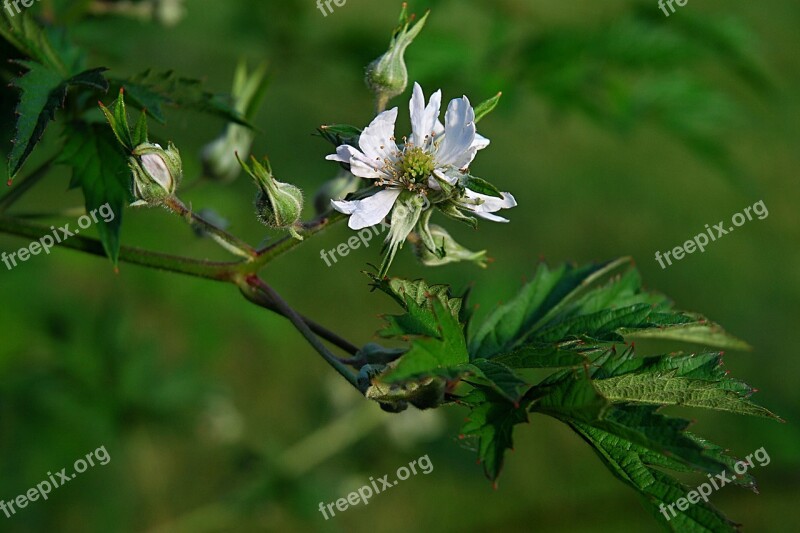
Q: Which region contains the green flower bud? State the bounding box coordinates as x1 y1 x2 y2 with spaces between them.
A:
313 169 361 215
413 224 488 268
365 5 429 105
129 142 182 207
239 155 304 236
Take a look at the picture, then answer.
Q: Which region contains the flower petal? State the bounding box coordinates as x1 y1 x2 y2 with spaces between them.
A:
359 108 399 164
472 133 490 150
435 96 477 168
433 120 489 156
331 188 402 230
326 145 387 180
409 83 442 150
464 189 517 212
473 211 510 223
427 168 459 190
458 189 517 223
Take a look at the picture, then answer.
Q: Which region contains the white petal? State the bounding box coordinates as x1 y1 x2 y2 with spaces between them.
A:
472 133 491 150
435 97 477 168
326 145 384 180
331 188 402 230
474 211 510 223
464 189 518 212
427 169 459 190
409 83 442 149
436 121 488 152
359 108 399 164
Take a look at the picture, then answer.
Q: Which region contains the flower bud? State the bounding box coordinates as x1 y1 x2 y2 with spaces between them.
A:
239 156 304 236
129 142 182 206
413 224 488 268
365 5 429 104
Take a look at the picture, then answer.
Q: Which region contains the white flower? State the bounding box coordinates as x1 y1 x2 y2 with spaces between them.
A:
327 83 516 230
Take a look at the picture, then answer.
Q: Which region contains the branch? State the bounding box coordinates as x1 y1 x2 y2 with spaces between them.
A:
245 276 361 392
0 215 241 281
164 195 257 260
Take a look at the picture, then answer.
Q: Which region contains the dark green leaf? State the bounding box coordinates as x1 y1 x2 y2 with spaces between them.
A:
9 63 108 178
460 388 532 482
58 122 132 265
115 69 249 126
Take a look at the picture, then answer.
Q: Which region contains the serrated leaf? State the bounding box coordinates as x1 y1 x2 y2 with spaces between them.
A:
569 420 740 532
530 368 610 423
8 63 108 178
469 258 746 364
381 297 469 383
58 122 132 265
115 70 249 126
465 359 530 404
369 275 463 338
594 372 776 419
491 341 594 369
469 258 629 358
460 388 532 482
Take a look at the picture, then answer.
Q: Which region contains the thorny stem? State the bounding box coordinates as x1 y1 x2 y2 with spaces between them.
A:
164 195 257 260
0 193 363 388
245 276 361 392
239 282 360 356
0 213 362 363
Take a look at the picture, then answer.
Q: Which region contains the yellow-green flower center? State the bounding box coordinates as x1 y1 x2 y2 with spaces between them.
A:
400 146 436 183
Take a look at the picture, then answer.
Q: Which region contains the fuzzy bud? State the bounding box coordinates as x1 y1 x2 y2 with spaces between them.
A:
365 5 429 105
129 142 182 206
239 155 304 235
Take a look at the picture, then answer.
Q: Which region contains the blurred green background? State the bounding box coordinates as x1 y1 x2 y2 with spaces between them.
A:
1 0 798 531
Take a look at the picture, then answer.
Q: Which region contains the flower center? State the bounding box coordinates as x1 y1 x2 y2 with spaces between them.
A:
400 146 435 183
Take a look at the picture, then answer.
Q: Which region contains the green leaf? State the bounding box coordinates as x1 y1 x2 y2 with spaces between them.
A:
460 388 532 482
594 372 776 419
0 13 74 75
466 358 530 405
2 13 108 179
530 368 610 424
491 341 593 369
569 420 740 532
381 297 469 384
461 174 503 198
469 258 747 364
115 70 249 126
469 258 628 358
58 122 132 265
8 63 108 179
369 275 462 338
473 92 502 123
316 124 362 147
